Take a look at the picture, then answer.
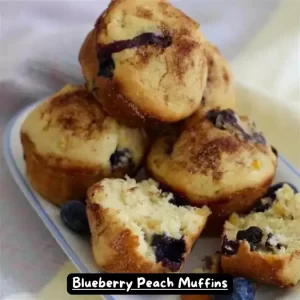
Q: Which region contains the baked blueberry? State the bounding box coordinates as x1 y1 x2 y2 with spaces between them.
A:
60 200 90 234
237 226 263 251
168 194 187 207
252 132 266 145
207 109 239 130
253 182 298 213
221 236 239 256
97 32 172 78
214 277 255 300
251 198 273 213
265 182 298 198
151 233 186 272
110 148 135 170
98 56 115 78
206 109 267 145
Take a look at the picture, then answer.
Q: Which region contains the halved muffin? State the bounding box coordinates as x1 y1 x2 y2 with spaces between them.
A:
21 84 147 206
221 183 300 287
147 108 277 232
86 177 210 273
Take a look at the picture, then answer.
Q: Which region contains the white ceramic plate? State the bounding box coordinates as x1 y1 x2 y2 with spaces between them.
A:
3 83 300 300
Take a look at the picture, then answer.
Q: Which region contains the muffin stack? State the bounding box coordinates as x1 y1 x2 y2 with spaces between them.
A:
20 0 296 286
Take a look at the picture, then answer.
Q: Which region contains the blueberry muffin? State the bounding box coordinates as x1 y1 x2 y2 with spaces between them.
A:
200 41 236 112
79 0 208 128
221 183 300 287
86 177 210 273
21 85 147 206
147 108 278 223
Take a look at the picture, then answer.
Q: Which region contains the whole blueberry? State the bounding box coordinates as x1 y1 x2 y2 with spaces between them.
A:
237 226 263 251
60 200 90 234
213 277 255 300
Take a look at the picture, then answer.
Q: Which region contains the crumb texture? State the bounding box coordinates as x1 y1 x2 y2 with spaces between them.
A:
88 177 210 269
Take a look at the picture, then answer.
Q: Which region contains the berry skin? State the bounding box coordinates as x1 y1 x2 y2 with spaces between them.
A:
253 182 299 212
213 277 255 300
60 200 90 234
151 233 186 272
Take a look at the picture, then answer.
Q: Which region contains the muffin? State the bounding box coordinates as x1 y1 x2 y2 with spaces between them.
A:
79 0 208 128
147 108 278 224
200 41 236 112
21 84 147 206
221 183 300 287
86 177 210 273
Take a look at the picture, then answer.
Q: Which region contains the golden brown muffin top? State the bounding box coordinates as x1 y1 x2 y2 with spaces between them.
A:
147 109 277 198
40 85 106 139
21 84 147 170
88 0 208 122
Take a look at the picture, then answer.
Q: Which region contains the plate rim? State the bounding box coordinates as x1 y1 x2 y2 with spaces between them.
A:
3 100 300 300
3 101 115 300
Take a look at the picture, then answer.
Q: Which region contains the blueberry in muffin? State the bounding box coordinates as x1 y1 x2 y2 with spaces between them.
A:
20 84 147 206
221 183 300 287
86 176 210 273
79 0 208 127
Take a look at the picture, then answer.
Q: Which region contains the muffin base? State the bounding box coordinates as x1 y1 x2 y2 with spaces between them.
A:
96 77 185 129
221 242 300 287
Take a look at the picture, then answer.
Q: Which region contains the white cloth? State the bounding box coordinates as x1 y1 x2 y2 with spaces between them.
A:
0 0 299 299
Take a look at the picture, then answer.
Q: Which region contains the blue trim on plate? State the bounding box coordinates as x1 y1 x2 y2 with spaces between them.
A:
3 102 300 300
3 103 115 300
